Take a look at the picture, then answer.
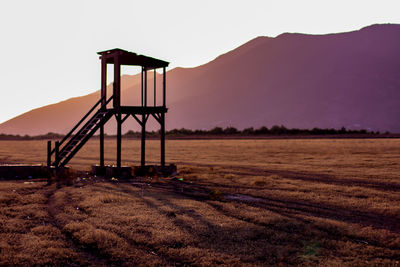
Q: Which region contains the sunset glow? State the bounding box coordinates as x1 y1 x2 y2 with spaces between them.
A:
0 0 399 124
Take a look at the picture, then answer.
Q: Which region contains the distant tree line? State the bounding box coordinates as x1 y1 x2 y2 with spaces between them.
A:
163 125 381 136
0 132 64 140
0 126 388 140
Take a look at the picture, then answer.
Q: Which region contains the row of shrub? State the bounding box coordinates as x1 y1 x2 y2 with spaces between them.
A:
0 132 64 140
0 126 385 140
164 125 381 136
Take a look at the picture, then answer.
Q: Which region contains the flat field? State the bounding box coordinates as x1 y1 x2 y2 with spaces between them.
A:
0 138 399 266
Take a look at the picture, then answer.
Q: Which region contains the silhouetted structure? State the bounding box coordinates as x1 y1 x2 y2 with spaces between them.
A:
47 49 169 169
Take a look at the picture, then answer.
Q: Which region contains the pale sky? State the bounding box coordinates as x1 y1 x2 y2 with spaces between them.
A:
0 0 399 124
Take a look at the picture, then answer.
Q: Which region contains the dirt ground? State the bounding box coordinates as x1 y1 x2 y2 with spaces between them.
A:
0 139 399 265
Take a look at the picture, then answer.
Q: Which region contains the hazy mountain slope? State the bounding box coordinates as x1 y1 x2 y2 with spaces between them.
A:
1 24 399 135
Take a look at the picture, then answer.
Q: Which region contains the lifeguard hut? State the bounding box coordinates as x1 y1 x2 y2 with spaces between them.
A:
47 49 169 173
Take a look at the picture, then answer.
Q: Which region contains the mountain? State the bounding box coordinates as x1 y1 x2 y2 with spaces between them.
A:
1 24 400 135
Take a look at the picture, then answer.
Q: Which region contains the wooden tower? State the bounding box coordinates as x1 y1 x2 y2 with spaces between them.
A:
47 49 169 169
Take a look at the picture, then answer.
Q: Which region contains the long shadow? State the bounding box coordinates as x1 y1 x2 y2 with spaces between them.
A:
97 178 400 236
88 183 193 266
129 178 400 236
178 162 400 192
117 183 300 265
206 201 400 255
45 186 121 266
86 181 400 263
141 180 400 256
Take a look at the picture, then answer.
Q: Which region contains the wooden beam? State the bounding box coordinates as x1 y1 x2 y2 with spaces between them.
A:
140 67 144 107
163 67 166 107
151 113 161 124
100 58 106 167
116 114 122 168
141 113 146 166
122 114 130 123
144 69 147 107
47 141 51 167
161 112 165 167
55 141 60 167
101 57 107 109
131 114 142 126
154 69 156 106
113 55 120 110
100 126 104 167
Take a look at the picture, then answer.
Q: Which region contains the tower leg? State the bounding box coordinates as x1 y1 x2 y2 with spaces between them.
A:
161 113 165 167
47 141 51 168
100 126 104 167
141 114 146 167
117 114 121 168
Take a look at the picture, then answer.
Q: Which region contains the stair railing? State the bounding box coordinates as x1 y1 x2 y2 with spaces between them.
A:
49 95 113 157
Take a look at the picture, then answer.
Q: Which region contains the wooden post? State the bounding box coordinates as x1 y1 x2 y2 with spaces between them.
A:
144 69 147 107
161 113 165 167
154 69 156 106
141 114 146 166
163 67 166 107
141 68 147 166
100 126 104 167
116 114 121 168
113 55 120 110
47 141 51 167
114 54 121 168
55 141 60 167
100 57 107 167
101 57 107 109
141 68 143 106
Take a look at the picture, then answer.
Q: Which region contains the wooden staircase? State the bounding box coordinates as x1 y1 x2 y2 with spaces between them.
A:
50 96 113 167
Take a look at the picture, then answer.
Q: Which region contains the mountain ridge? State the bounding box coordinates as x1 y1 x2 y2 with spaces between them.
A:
1 23 399 135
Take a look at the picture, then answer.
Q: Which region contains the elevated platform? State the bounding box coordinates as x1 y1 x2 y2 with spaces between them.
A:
118 106 167 114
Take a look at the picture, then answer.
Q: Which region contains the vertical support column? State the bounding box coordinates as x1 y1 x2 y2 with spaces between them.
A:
116 114 122 168
144 69 147 107
101 57 107 108
141 67 144 106
161 113 165 167
113 55 121 111
55 141 60 184
163 67 166 107
55 141 60 167
113 54 121 168
141 114 146 167
100 127 104 167
47 141 51 167
141 67 147 166
154 69 156 106
100 57 107 167
161 67 166 167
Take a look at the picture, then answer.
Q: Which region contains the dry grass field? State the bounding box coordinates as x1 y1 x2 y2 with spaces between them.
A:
0 138 399 265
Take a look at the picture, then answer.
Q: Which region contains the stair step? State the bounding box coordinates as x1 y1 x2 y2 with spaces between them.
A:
56 108 111 167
